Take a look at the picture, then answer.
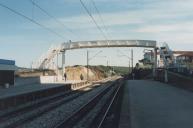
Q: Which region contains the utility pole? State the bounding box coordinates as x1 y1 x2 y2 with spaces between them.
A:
129 60 131 73
56 52 59 81
131 49 133 71
86 50 103 81
87 50 89 81
153 47 158 80
117 49 133 73
164 58 168 83
62 51 66 80
31 61 33 70
106 60 108 77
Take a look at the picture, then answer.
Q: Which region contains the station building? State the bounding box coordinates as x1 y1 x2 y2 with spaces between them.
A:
176 52 193 74
0 59 17 87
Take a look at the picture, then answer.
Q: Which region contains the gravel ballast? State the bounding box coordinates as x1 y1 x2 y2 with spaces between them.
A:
20 82 113 128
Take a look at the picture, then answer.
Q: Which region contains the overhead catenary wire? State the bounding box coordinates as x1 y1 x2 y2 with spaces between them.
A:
90 0 109 37
79 0 108 41
0 2 66 40
29 0 78 40
31 0 35 20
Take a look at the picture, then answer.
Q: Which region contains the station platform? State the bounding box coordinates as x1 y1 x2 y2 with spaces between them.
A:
0 80 88 110
0 83 67 99
119 80 193 128
0 80 88 99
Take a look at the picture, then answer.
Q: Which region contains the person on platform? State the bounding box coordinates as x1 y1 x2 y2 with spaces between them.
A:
64 73 67 81
133 63 141 80
80 74 84 81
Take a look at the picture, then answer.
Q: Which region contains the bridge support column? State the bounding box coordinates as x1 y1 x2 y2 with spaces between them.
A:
153 47 157 79
62 51 66 80
56 52 59 81
164 67 168 83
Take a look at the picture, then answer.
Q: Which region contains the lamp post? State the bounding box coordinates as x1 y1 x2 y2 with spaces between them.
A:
56 52 59 81
131 49 133 70
117 49 133 73
100 56 109 76
87 50 103 81
87 50 89 82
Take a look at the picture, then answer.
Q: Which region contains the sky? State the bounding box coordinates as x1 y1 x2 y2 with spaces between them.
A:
0 0 193 68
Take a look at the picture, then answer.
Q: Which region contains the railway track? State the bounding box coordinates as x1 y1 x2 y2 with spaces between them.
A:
54 78 124 128
0 83 101 128
96 79 124 128
0 77 121 128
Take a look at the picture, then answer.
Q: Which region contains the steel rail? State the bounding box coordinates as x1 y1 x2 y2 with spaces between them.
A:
97 80 122 128
54 81 116 128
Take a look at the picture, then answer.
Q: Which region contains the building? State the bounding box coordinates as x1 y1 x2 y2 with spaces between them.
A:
176 53 193 74
141 51 193 68
0 59 17 87
139 52 154 65
176 53 193 63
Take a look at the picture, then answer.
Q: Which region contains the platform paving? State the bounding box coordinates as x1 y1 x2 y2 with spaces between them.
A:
119 80 193 128
0 83 65 99
0 79 87 99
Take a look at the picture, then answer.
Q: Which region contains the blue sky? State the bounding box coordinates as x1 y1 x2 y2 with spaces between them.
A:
0 0 193 67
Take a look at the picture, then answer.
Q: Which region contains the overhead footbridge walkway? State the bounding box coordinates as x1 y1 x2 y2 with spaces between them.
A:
60 40 156 50
33 40 157 79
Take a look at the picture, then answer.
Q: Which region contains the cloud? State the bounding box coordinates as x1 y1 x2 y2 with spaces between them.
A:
21 0 193 47
42 0 193 30
136 22 193 33
43 10 143 30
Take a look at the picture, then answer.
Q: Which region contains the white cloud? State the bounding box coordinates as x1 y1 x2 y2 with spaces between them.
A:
42 0 193 30
43 10 143 30
136 22 193 33
23 0 193 49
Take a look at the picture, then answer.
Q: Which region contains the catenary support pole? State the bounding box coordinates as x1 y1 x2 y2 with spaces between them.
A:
56 52 59 81
131 49 133 71
62 51 66 80
87 50 89 81
164 67 168 83
153 47 157 79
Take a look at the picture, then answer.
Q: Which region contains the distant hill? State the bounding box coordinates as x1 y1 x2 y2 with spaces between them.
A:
15 65 130 79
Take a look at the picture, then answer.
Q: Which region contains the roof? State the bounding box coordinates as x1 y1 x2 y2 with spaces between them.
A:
157 51 193 55
0 59 15 65
177 53 193 57
0 64 17 71
0 59 16 71
173 51 193 55
144 52 154 56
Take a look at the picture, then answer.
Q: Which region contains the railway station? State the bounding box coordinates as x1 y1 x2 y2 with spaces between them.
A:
0 1 193 128
0 40 193 128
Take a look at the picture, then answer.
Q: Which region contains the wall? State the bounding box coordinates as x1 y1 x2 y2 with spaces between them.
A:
15 77 40 86
0 70 14 86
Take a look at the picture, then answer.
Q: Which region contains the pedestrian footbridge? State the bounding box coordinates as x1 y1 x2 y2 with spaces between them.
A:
61 40 156 50
33 40 157 69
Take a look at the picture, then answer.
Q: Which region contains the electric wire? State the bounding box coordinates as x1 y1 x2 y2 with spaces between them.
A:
29 0 78 40
90 0 109 37
0 2 66 40
79 0 108 40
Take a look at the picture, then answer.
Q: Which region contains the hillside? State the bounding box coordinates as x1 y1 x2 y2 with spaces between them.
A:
65 66 106 81
15 65 128 81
